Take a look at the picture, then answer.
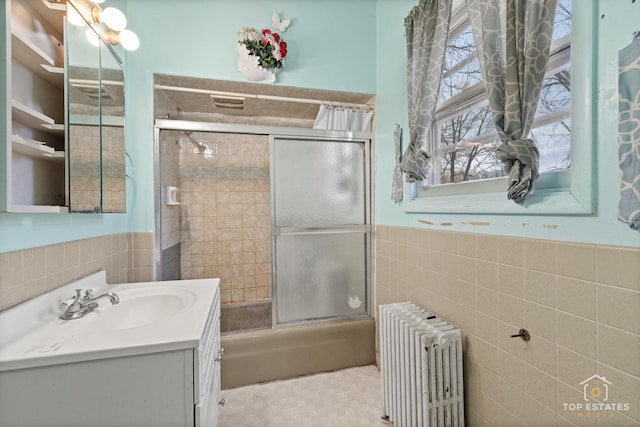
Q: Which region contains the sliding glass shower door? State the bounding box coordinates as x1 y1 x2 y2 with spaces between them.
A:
271 136 371 325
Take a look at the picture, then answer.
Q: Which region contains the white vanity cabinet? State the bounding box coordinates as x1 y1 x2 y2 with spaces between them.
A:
2 0 66 212
0 275 222 427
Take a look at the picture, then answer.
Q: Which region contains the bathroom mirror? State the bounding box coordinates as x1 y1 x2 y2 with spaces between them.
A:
99 42 126 213
66 2 126 213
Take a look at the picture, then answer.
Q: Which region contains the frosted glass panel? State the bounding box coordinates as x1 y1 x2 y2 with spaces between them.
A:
275 233 367 323
274 139 365 226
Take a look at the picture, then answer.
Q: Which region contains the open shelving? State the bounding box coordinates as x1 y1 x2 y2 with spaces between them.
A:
2 0 67 213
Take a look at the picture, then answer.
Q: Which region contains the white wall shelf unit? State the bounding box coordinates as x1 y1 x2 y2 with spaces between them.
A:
2 0 67 213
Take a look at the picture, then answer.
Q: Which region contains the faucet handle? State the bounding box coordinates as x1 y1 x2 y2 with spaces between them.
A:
83 289 94 300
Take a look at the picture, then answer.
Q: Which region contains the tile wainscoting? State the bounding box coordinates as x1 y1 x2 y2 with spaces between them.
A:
375 225 640 427
0 232 154 311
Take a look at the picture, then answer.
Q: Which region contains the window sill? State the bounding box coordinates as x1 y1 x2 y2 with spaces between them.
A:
403 170 593 215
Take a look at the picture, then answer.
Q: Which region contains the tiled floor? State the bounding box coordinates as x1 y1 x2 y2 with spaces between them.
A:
220 365 391 427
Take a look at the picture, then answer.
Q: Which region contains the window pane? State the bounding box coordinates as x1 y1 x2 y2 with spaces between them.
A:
536 67 571 117
440 139 504 183
438 103 504 183
552 0 572 42
531 119 571 172
440 26 482 103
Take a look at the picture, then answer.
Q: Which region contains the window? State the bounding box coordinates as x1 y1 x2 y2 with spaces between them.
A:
406 0 593 215
431 0 572 185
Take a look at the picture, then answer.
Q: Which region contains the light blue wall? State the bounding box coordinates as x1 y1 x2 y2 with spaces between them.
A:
375 0 640 248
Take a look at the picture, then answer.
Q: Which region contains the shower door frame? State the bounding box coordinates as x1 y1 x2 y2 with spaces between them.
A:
153 120 373 324
270 134 373 327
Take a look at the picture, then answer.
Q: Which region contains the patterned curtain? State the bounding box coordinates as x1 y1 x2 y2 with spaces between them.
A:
618 36 640 230
466 0 557 204
401 0 452 183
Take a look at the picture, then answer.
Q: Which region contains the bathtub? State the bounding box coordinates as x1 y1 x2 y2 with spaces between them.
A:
220 316 375 389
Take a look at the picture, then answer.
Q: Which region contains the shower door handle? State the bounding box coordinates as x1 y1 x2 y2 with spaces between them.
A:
272 225 370 236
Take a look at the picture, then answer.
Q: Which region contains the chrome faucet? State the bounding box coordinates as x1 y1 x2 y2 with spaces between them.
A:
60 288 120 320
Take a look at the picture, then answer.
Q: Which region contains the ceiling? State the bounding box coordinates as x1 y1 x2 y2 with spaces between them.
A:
154 74 376 122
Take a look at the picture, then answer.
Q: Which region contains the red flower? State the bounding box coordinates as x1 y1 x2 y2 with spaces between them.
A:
261 37 269 45
280 48 287 58
262 28 271 35
279 41 287 49
273 33 281 42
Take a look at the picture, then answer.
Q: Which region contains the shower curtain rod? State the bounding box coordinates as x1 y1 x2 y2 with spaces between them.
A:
154 84 375 110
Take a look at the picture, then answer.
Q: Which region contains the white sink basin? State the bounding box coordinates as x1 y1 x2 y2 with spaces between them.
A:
0 271 220 372
90 287 197 331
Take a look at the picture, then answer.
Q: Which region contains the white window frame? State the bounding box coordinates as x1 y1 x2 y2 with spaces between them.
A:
404 0 595 215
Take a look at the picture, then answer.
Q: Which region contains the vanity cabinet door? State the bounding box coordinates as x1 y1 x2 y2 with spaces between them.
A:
0 349 196 426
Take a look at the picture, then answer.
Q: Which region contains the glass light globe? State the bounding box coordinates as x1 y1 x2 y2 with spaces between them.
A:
118 29 140 51
85 27 101 47
101 7 127 32
67 6 86 27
